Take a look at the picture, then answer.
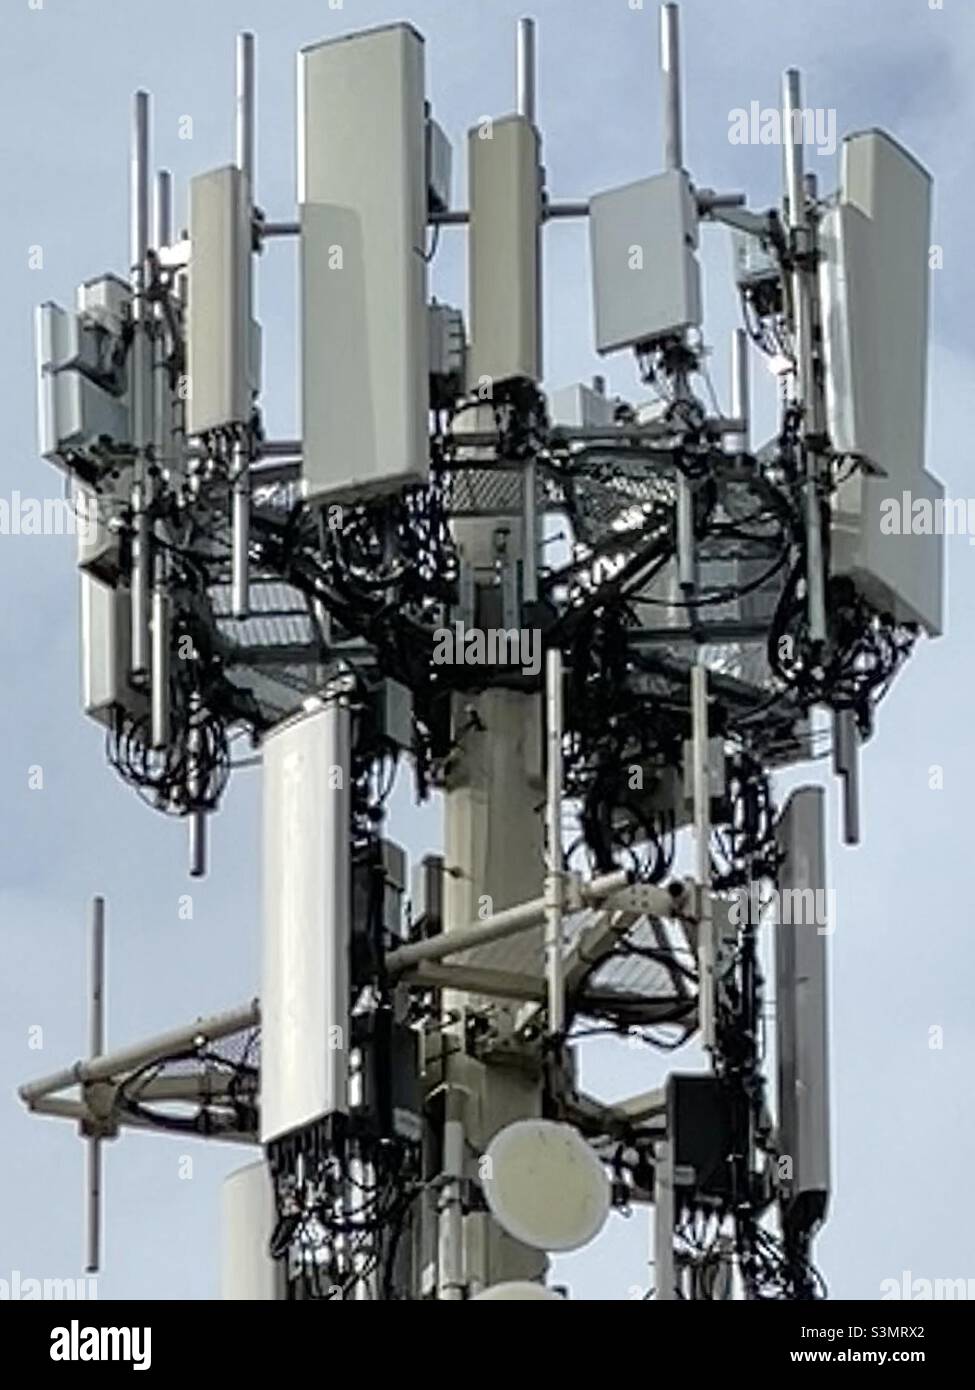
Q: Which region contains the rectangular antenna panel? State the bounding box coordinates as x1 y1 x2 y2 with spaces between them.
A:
467 114 541 386
187 165 252 435
77 275 131 331
80 573 143 725
261 700 352 1144
775 787 830 1233
36 302 130 468
820 130 942 634
589 169 701 354
299 24 428 502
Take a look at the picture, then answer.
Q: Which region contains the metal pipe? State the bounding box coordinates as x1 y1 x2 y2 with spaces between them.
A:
544 648 566 1035
154 169 173 249
256 438 303 458
85 1141 101 1275
386 870 628 977
233 37 255 627
261 200 590 240
522 462 538 604
188 692 207 877
691 660 714 1050
676 474 696 591
545 200 589 220
236 32 256 192
660 4 683 171
85 895 105 1273
730 327 750 453
834 709 860 846
189 810 207 879
89 897 105 1058
19 1001 260 1105
130 92 150 294
782 70 806 233
782 69 827 647
516 17 537 125
130 93 152 677
410 962 546 1003
30 1096 257 1146
437 1117 466 1299
130 485 151 680
231 439 250 619
150 584 170 748
260 220 300 238
653 1138 678 1298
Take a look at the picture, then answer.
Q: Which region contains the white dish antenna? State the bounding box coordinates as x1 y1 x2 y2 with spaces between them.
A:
481 1119 611 1253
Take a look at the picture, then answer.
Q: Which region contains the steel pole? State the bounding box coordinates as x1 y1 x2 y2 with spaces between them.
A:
544 648 566 1036
130 91 152 679
660 4 683 171
85 897 105 1274
782 68 827 646
516 17 537 124
236 32 256 191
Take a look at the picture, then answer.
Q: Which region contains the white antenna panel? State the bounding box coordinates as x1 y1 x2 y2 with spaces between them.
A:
299 25 429 502
187 165 253 435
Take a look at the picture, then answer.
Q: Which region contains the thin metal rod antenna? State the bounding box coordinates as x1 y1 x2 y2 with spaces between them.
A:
85 896 105 1274
782 67 827 646
130 91 152 679
660 3 683 171
150 585 170 749
131 92 150 283
231 440 251 619
544 647 566 1036
188 692 207 877
691 660 714 1051
236 32 256 191
522 464 538 603
189 807 207 880
516 17 540 603
661 6 694 591
833 708 860 845
150 167 173 749
154 169 173 249
653 1138 677 1299
232 33 255 621
676 474 696 592
731 327 750 453
516 17 537 124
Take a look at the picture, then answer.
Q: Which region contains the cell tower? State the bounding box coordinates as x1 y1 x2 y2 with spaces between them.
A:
21 6 942 1300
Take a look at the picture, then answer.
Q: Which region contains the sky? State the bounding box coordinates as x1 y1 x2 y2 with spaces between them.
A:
1 0 973 1300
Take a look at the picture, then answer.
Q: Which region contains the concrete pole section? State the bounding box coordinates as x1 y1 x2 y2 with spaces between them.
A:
439 685 549 1295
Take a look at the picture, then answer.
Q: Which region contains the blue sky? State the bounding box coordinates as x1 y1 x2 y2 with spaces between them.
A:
1 0 972 1299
